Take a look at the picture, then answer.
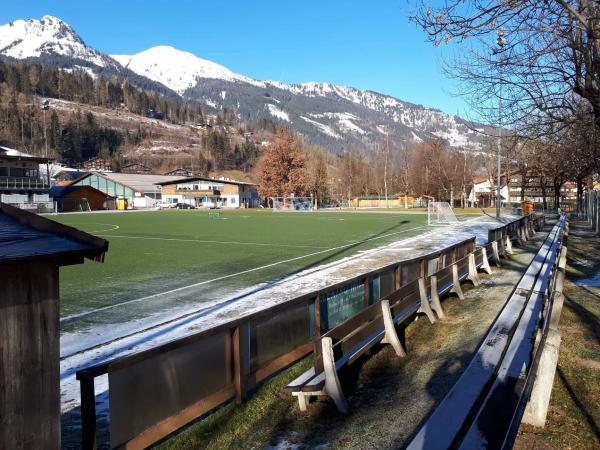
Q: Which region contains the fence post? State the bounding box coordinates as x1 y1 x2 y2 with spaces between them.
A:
77 373 97 450
233 324 249 404
314 294 322 337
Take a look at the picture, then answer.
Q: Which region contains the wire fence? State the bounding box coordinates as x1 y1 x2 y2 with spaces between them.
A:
581 190 599 233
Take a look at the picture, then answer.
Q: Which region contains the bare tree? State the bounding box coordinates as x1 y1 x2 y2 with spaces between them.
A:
411 0 600 179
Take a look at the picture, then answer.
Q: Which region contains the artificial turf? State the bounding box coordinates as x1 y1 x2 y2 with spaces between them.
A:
51 209 475 325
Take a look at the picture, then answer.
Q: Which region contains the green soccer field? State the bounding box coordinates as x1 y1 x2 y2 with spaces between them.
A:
51 209 476 330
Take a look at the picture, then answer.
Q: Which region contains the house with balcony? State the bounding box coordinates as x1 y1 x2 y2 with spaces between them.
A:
156 176 259 208
0 146 51 205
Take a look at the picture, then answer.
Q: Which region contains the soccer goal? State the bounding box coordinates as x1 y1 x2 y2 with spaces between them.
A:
271 196 314 212
56 198 92 213
428 201 459 225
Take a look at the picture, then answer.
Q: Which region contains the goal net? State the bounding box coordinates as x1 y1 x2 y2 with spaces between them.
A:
428 201 459 225
56 198 92 213
271 196 314 212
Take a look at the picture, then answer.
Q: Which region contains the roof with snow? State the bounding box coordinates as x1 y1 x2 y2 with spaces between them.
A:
155 175 256 187
0 146 51 163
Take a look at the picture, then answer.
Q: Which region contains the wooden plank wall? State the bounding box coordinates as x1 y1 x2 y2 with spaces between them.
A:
0 261 60 450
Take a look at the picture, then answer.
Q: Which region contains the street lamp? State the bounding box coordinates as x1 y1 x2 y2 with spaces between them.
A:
496 27 506 220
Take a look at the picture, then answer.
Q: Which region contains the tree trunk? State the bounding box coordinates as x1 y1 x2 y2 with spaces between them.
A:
540 176 548 211
553 178 561 212
577 178 584 212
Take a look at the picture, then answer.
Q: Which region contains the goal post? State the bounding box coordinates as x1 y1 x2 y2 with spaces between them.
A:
428 201 459 225
271 196 314 212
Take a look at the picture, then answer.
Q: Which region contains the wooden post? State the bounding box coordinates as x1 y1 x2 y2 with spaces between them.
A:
522 329 561 427
418 277 436 323
233 325 249 404
491 241 502 267
321 337 349 413
79 374 97 450
450 263 464 300
395 265 401 290
505 235 514 254
481 248 493 275
429 275 446 319
381 300 407 356
364 276 371 306
467 253 480 286
314 294 322 337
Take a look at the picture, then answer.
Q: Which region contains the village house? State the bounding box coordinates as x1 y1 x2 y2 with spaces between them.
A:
156 176 259 208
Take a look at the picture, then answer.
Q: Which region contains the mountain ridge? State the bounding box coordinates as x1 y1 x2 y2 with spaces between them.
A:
0 15 490 153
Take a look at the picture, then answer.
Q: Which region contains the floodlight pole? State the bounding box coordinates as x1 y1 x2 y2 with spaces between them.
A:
496 28 506 220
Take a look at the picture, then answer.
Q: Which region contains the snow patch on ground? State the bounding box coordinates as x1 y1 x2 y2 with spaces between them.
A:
300 116 342 139
266 103 291 122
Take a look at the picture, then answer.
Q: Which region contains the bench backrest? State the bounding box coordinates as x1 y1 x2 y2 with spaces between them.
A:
312 277 423 373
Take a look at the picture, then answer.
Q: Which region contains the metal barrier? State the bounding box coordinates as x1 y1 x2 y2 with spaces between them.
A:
407 216 567 450
583 190 600 233
75 216 537 449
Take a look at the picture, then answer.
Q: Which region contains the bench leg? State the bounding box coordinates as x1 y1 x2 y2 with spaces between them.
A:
450 263 464 300
321 337 349 414
481 247 493 275
418 277 436 323
292 392 310 412
492 241 502 267
505 235 514 255
521 225 528 242
381 300 407 356
467 253 480 286
428 276 446 320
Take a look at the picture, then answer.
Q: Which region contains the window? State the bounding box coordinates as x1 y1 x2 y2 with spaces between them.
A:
231 197 236 204
0 167 7 176
10 168 26 177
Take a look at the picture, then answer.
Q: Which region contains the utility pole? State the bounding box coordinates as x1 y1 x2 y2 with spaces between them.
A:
384 136 390 208
42 100 50 186
496 27 506 220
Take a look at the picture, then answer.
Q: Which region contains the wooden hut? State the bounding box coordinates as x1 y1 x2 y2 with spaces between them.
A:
0 203 108 450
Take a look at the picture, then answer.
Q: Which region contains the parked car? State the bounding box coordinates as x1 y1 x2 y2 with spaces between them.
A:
159 201 177 209
175 202 196 209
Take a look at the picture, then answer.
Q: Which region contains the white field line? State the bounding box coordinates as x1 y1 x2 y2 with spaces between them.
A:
95 234 330 249
60 224 430 322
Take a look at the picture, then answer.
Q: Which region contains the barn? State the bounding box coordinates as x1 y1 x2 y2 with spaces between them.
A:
49 185 110 212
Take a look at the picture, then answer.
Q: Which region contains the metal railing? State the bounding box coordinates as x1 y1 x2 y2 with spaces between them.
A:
75 216 536 449
0 177 49 190
582 190 599 233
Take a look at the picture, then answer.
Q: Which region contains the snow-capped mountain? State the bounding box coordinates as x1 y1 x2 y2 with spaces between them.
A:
112 46 261 95
0 16 113 67
0 15 490 153
113 46 488 151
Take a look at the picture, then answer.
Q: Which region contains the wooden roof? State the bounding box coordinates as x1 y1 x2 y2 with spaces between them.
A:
0 203 108 265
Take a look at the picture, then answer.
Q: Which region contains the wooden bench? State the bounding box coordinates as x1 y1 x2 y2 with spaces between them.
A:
285 243 491 413
285 276 450 413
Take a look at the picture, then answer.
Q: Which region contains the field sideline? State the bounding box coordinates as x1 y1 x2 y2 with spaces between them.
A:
52 208 481 333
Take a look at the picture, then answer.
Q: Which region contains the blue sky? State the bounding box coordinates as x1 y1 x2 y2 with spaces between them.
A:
1 1 470 116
